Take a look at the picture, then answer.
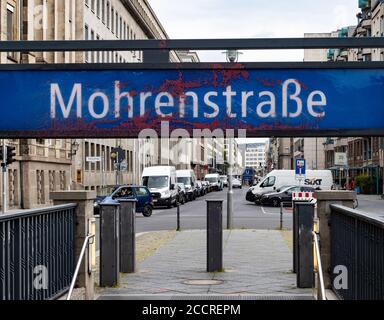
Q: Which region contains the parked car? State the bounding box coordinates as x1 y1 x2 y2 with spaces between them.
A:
177 169 197 201
142 166 178 208
260 186 316 207
195 180 204 196
232 178 242 189
176 183 187 205
246 188 256 202
254 185 292 205
94 185 153 217
220 175 228 187
205 173 223 191
202 180 211 193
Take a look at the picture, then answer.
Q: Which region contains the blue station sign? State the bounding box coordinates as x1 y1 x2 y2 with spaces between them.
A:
295 159 306 176
0 65 384 138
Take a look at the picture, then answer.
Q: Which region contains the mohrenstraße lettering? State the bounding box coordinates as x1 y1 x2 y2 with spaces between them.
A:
50 79 326 120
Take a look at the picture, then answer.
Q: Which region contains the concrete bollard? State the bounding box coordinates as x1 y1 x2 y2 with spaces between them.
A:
119 199 136 274
206 200 223 272
314 190 355 290
99 200 120 287
50 191 96 300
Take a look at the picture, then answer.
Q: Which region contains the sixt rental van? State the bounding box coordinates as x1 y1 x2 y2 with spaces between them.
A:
142 166 178 208
248 170 333 199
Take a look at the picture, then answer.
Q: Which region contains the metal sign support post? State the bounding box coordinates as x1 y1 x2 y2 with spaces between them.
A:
227 137 233 229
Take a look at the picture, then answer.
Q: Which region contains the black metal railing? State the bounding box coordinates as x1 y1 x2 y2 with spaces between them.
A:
0 204 76 300
330 204 384 300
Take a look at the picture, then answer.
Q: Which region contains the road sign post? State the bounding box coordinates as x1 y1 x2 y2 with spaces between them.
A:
295 159 306 185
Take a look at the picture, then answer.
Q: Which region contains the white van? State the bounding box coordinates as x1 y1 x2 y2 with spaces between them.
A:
250 170 333 195
176 170 197 201
142 166 178 208
205 173 223 191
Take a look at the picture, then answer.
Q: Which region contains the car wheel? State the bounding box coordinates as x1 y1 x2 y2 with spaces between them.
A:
272 198 281 208
142 205 152 217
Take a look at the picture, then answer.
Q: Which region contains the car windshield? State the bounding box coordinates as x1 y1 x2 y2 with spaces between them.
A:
206 177 218 183
142 176 169 189
177 177 191 185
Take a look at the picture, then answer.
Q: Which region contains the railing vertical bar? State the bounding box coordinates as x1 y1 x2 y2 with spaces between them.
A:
42 213 47 300
26 217 30 300
53 211 58 296
0 222 4 299
48 211 53 298
57 210 66 294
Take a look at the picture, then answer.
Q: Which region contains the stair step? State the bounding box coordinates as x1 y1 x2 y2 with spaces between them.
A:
98 294 315 301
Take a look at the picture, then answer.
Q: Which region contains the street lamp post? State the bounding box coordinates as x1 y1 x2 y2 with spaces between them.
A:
223 49 242 229
227 138 234 229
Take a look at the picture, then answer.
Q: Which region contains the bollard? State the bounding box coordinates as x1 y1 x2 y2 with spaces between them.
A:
119 199 136 274
280 202 284 230
206 200 223 272
293 201 298 273
100 199 120 287
296 202 315 288
176 203 181 231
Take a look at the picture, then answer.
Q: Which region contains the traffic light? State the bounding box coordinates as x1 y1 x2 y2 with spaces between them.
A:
6 146 16 166
111 147 125 163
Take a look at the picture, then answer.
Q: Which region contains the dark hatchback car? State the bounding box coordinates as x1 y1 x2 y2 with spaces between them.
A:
94 185 154 217
260 186 316 207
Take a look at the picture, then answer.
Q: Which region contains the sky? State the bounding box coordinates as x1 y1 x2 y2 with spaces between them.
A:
147 0 359 144
148 0 358 62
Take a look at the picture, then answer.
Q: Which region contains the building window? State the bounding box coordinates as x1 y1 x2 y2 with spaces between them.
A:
7 4 15 41
111 7 114 33
96 0 100 17
106 1 110 28
101 0 105 23
116 12 119 37
60 171 66 190
120 17 123 39
90 30 95 62
37 170 45 204
96 35 100 62
85 141 90 170
85 24 89 62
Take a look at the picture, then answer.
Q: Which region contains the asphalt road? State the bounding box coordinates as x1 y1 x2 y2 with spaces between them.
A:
95 189 384 250
132 188 292 233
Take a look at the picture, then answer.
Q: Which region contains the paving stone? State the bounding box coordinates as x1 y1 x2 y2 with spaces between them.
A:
98 230 312 298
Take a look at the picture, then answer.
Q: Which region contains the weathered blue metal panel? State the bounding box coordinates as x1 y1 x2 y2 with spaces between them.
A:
0 67 384 137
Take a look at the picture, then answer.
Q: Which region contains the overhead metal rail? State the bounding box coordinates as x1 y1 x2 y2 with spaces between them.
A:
1 37 384 52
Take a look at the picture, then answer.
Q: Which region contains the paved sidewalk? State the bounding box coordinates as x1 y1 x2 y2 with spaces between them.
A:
98 230 312 299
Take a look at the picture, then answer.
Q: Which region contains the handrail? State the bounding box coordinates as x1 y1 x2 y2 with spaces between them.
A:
0 203 77 221
312 231 326 300
66 233 95 300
